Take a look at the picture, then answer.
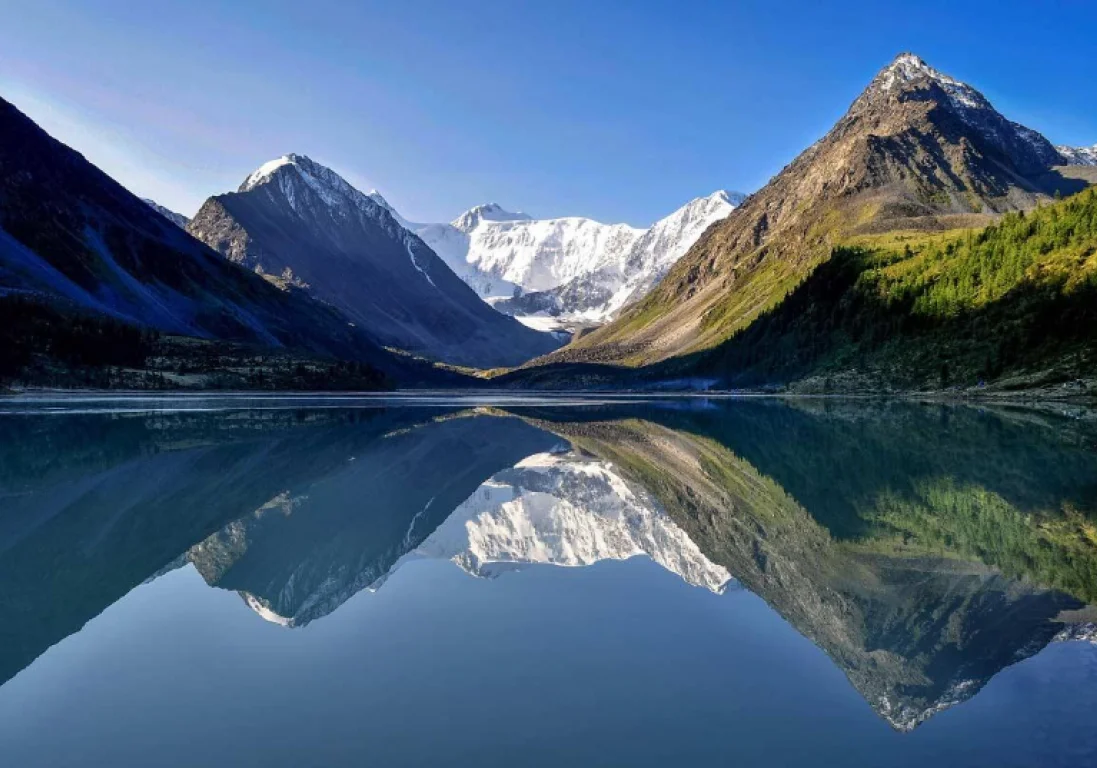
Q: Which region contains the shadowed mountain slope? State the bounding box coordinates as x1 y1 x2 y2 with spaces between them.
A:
0 98 404 380
187 155 561 368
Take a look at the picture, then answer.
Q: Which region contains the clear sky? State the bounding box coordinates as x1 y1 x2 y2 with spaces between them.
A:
1 0 1094 226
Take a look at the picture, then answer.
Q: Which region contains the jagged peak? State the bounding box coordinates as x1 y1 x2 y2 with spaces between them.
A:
240 153 306 191
237 153 397 224
866 52 986 111
452 202 532 231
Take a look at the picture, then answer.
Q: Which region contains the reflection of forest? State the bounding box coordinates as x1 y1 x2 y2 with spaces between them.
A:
1 399 1094 729
520 400 1097 729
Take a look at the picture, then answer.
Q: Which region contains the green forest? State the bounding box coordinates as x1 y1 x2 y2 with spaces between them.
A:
698 188 1097 389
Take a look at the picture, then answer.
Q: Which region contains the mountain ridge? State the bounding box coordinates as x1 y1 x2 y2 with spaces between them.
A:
377 190 744 327
530 52 1091 371
0 97 410 385
186 154 561 368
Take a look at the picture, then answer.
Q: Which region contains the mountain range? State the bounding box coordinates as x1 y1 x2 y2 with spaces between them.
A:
0 96 419 388
3 400 1093 727
1 51 1095 394
371 189 744 330
516 53 1097 392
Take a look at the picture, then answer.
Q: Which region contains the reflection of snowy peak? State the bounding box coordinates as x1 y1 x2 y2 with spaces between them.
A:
414 452 734 593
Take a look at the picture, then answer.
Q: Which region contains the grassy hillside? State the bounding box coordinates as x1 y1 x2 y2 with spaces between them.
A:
690 188 1097 390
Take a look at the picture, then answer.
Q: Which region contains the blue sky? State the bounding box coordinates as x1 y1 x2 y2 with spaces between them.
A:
1 0 1094 226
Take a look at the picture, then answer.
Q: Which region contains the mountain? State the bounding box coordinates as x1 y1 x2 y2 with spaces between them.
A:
141 198 189 229
1058 143 1097 166
395 200 645 299
493 190 744 325
687 187 1097 392
186 155 560 368
410 451 734 592
193 439 734 628
536 53 1090 372
0 96 407 384
186 413 558 627
377 191 743 328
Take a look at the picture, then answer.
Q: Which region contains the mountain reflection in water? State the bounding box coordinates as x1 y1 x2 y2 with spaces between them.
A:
0 396 1095 763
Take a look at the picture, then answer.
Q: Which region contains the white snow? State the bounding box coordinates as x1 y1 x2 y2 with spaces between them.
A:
375 190 743 321
241 156 298 191
239 155 445 288
594 189 744 320
878 53 987 114
411 451 734 593
1057 143 1097 166
242 592 294 626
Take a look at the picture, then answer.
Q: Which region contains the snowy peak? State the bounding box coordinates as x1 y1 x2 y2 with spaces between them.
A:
854 52 1062 173
710 190 747 207
452 202 532 232
862 52 996 120
1058 143 1097 166
370 187 743 317
238 153 391 223
876 53 977 99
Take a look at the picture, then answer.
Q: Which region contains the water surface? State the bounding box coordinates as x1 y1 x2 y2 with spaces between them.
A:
1 394 1095 766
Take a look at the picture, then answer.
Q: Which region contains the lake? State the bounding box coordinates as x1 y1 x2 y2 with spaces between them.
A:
0 393 1095 767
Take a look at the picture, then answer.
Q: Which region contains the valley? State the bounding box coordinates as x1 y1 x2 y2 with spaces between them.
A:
1 53 1094 400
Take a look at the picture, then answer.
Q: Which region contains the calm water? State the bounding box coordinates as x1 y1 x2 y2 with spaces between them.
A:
1 394 1095 767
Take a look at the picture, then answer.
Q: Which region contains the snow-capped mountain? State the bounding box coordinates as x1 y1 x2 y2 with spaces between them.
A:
0 98 396 368
187 154 560 368
141 198 189 229
373 195 645 300
409 451 734 592
495 190 745 325
456 214 644 294
879 56 1097 171
1058 143 1097 166
863 53 1063 174
375 190 743 328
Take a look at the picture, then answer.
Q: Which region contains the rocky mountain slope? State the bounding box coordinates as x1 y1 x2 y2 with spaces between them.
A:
141 198 189 229
186 155 559 368
537 53 1089 370
374 191 743 327
0 97 401 380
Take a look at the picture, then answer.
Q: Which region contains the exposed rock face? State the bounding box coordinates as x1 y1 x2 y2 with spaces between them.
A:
544 53 1086 366
0 98 397 366
187 155 560 368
